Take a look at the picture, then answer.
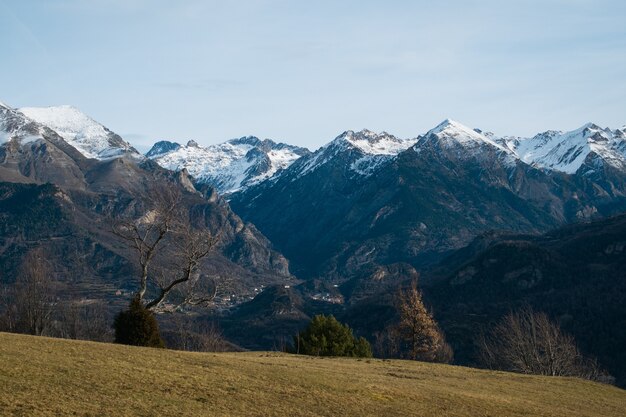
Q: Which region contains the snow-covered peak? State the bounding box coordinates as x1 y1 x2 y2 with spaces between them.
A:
510 123 626 174
295 129 417 177
148 136 310 194
416 119 515 162
18 105 139 160
423 119 510 151
339 129 415 155
429 118 481 137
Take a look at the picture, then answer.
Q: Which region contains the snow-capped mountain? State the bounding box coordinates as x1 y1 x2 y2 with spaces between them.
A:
502 123 626 174
0 101 95 188
18 105 139 160
414 119 518 167
147 136 310 194
230 118 626 282
415 119 626 175
296 129 416 177
420 119 510 152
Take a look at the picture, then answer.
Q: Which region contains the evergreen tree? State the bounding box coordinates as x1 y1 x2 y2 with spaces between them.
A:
113 296 165 348
293 314 372 358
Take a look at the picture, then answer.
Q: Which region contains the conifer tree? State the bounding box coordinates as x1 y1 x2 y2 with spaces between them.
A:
293 314 372 358
390 280 452 363
113 296 165 348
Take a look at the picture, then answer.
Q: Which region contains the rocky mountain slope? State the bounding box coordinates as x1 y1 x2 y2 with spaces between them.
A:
230 119 626 284
0 101 294 308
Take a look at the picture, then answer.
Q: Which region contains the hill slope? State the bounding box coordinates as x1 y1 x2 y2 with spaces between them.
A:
1 332 624 417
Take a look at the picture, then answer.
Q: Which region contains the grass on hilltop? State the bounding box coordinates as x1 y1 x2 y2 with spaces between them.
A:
0 332 624 417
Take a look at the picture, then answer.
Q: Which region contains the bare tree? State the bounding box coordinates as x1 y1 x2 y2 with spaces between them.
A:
0 283 18 332
56 300 112 342
477 307 611 382
384 280 453 363
164 315 231 352
13 248 56 336
112 187 219 311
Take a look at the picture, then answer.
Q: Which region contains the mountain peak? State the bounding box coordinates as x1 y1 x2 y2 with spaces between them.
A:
335 129 414 156
511 122 626 174
581 122 601 130
18 105 138 159
428 119 484 140
417 119 515 158
145 140 181 158
228 136 263 147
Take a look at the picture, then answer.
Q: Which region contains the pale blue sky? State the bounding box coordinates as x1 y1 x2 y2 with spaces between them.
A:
1 0 625 150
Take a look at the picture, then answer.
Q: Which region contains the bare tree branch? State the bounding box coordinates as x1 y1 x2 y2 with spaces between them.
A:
477 306 612 383
111 185 221 311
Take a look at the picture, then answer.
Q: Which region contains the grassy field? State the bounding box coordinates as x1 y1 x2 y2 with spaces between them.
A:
0 332 624 416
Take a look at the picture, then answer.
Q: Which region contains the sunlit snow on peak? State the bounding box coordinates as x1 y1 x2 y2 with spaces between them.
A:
18 105 138 160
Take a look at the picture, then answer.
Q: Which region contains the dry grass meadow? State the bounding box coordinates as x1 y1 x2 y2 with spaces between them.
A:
0 332 624 416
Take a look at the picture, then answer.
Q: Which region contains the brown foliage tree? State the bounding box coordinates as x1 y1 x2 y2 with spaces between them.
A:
381 280 453 363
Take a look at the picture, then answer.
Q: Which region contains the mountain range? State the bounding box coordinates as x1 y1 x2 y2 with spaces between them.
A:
230 119 626 282
2 100 626 384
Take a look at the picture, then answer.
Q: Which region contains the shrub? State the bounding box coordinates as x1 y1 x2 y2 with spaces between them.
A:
293 314 372 358
113 296 165 348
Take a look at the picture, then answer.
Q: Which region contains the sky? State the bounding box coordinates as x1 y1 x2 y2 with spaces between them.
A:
1 0 625 151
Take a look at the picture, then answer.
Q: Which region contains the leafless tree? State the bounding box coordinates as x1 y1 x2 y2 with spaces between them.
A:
0 283 18 332
112 187 219 311
56 300 112 342
477 307 611 382
383 280 453 363
373 329 401 359
164 315 231 352
12 248 56 336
